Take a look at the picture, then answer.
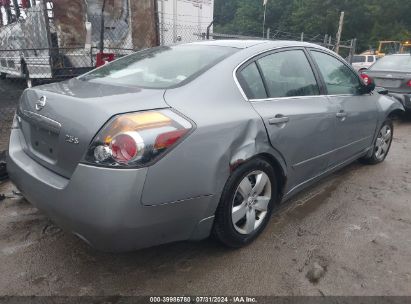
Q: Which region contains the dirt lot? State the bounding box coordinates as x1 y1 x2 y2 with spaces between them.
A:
0 79 25 151
0 119 410 296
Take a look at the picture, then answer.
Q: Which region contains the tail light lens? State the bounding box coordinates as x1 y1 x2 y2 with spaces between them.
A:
360 73 372 85
84 109 193 168
407 80 411 87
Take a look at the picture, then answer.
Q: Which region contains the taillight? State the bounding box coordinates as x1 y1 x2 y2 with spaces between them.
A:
85 109 193 168
360 73 372 85
407 80 411 87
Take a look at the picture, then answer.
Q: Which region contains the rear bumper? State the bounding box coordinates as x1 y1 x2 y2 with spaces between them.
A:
388 93 411 111
7 128 214 252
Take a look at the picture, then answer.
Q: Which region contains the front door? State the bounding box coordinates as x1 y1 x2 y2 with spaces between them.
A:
309 50 378 167
237 48 338 191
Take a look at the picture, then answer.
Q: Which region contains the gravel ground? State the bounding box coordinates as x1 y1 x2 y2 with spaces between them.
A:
0 119 410 296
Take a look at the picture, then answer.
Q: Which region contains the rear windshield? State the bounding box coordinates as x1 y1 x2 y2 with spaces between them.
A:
369 55 411 72
79 45 237 89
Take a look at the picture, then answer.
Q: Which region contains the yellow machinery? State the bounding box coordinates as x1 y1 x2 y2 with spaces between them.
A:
376 40 411 57
401 41 411 53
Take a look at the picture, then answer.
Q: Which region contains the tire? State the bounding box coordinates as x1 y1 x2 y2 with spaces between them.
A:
213 157 278 248
360 119 394 165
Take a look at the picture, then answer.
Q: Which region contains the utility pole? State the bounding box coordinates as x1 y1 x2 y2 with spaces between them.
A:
262 1 267 38
335 11 345 54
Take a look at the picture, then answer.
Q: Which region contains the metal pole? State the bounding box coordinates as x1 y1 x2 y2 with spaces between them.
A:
266 28 270 40
323 34 328 46
335 11 345 54
206 19 215 40
301 32 304 42
152 0 160 47
348 39 354 64
4 0 12 24
262 3 267 38
350 38 357 64
160 0 165 45
99 0 106 53
173 0 177 43
12 0 20 19
197 3 202 40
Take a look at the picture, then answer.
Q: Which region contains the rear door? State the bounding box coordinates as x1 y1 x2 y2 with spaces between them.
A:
237 48 338 189
309 50 378 167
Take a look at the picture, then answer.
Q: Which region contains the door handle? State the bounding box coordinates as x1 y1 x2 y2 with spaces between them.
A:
268 115 289 125
336 111 347 119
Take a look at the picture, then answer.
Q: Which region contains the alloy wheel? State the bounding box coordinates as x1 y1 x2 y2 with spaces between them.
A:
375 125 392 161
231 170 271 235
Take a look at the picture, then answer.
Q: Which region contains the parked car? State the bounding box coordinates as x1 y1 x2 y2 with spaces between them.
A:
362 54 411 112
7 40 404 252
351 54 378 72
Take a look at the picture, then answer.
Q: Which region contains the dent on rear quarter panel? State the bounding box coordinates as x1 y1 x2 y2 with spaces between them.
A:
140 47 287 221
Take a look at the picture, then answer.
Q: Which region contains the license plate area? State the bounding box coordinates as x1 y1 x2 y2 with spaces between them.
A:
30 126 59 160
19 111 61 162
374 78 401 88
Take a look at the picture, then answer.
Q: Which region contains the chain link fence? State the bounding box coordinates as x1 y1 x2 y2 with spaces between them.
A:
0 1 211 154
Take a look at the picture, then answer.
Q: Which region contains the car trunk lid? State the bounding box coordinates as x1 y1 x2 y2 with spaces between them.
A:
367 70 411 93
17 78 168 178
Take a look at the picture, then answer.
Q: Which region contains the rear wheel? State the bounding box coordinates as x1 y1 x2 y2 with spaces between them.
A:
213 158 278 248
360 119 393 164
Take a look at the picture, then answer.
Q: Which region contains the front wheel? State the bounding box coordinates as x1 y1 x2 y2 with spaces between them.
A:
360 119 393 165
213 158 278 248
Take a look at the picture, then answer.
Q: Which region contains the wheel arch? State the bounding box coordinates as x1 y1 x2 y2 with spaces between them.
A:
230 152 287 202
387 108 405 120
254 153 287 201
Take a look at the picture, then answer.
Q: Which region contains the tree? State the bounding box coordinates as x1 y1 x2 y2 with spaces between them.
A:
214 0 411 52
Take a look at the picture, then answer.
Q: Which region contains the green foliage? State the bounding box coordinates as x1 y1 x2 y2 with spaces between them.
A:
214 0 411 52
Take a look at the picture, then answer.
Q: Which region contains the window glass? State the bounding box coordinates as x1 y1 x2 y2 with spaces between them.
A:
79 45 237 89
352 56 366 63
238 62 267 99
369 55 411 72
367 56 375 63
311 51 360 95
257 50 319 98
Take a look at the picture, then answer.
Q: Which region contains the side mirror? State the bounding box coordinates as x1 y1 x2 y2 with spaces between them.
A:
359 73 375 94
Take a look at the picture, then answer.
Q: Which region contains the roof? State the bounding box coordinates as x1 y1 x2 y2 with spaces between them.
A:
188 39 326 50
385 53 411 56
188 40 268 49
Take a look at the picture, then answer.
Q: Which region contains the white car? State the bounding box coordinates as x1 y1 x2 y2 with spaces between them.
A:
351 55 378 72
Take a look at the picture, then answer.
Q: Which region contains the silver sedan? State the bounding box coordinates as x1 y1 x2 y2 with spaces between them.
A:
8 40 404 252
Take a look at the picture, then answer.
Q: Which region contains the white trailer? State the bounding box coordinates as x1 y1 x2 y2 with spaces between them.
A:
0 0 214 87
157 0 214 44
